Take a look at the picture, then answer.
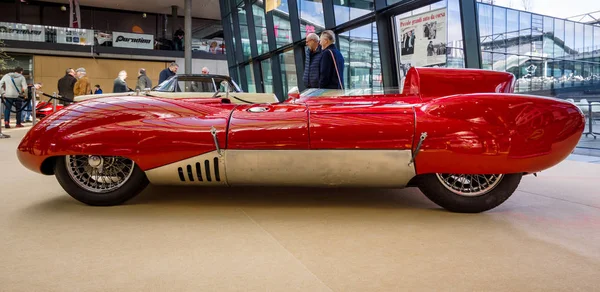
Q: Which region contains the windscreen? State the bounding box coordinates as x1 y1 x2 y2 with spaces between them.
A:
153 76 240 93
299 87 403 98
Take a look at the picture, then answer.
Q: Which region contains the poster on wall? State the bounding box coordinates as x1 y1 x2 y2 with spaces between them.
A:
0 22 45 42
398 8 447 68
56 28 94 45
112 32 154 50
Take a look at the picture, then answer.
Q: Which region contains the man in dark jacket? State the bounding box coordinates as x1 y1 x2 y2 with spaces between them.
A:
318 30 345 89
57 68 77 104
174 28 184 51
136 68 153 91
302 33 322 89
158 62 179 84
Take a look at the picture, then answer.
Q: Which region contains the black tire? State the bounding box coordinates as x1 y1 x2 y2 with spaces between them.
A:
417 173 522 213
54 156 149 206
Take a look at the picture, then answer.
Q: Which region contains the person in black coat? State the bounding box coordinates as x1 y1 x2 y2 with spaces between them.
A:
159 62 179 84
302 33 322 89
174 28 184 51
57 68 77 104
136 68 153 91
113 70 129 93
318 30 345 89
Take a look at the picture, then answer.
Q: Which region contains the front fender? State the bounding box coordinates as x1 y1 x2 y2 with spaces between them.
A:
413 93 585 174
18 96 234 174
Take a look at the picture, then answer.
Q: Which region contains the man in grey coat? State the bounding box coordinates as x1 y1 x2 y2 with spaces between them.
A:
136 68 153 91
0 67 28 128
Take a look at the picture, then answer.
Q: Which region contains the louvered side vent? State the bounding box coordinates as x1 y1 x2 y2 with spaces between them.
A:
176 158 222 183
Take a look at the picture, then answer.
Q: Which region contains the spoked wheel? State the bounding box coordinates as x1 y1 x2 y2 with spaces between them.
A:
417 173 522 213
54 155 149 206
435 174 504 197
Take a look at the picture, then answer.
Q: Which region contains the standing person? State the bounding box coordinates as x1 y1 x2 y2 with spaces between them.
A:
427 41 434 56
57 68 77 104
93 84 103 94
318 30 345 89
174 28 184 51
158 62 178 84
22 82 43 123
302 33 322 89
73 67 92 96
0 67 28 128
113 70 128 93
194 67 212 91
136 68 152 91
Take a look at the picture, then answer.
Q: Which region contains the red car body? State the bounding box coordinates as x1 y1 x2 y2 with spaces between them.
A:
16 67 585 212
34 101 64 119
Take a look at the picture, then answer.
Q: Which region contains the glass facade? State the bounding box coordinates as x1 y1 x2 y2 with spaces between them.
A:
222 0 385 99
333 0 374 25
253 4 268 55
221 0 600 101
245 64 256 93
339 22 382 91
280 49 298 94
477 3 600 93
238 3 252 59
261 58 273 93
273 0 294 48
298 0 325 36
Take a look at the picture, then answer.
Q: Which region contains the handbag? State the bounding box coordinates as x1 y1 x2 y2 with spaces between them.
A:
328 49 344 90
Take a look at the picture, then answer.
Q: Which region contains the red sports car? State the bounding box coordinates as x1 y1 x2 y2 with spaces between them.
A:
17 68 585 213
35 100 64 119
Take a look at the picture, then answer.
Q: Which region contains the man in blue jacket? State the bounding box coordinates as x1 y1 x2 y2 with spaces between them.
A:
302 33 322 89
158 62 179 84
318 30 345 89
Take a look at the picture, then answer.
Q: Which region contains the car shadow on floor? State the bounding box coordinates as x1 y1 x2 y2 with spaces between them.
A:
128 185 437 209
18 185 451 220
14 185 527 232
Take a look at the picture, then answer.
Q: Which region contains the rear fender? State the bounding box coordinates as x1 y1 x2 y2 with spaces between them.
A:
412 93 585 174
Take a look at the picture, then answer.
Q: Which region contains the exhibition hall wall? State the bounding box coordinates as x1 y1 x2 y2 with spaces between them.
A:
33 56 170 94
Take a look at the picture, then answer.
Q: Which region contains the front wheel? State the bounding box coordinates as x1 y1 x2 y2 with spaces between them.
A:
54 155 149 206
417 173 522 213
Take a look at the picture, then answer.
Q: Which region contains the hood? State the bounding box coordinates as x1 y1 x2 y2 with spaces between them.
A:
8 72 24 79
74 91 134 102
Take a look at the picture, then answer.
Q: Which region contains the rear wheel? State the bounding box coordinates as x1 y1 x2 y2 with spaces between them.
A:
54 155 149 206
418 173 522 213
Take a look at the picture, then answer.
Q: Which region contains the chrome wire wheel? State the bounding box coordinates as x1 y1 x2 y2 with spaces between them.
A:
435 174 504 197
65 155 135 194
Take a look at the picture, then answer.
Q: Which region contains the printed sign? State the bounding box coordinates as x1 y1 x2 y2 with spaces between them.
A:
0 22 45 42
398 8 447 68
112 32 154 49
56 28 93 45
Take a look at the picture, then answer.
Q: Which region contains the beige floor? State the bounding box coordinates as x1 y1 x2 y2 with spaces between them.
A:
1 126 600 292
